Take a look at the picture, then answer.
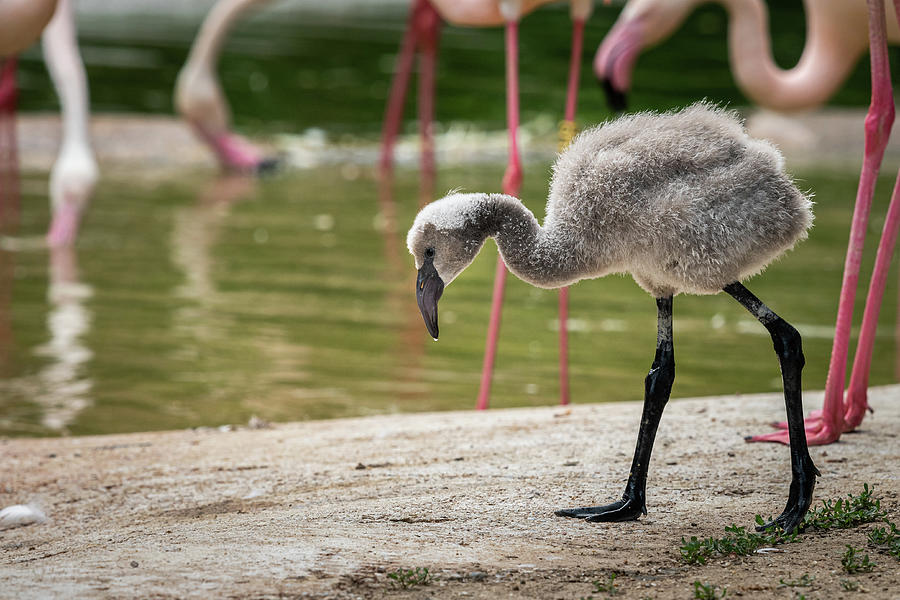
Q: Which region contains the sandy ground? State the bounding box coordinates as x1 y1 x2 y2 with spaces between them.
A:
6 108 900 598
2 386 900 599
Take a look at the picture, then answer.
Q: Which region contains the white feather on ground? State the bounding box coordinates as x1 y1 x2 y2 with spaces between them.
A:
0 504 47 530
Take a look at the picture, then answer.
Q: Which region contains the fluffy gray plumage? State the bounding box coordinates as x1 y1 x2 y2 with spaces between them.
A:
407 102 813 297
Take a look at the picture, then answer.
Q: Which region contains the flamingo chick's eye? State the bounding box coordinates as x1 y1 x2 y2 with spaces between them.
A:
425 247 435 259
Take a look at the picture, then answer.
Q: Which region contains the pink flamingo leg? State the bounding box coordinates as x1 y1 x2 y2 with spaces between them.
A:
477 18 520 410
843 0 900 430
844 170 900 428
564 20 585 124
416 1 441 207
750 0 895 445
558 287 570 404
897 259 900 381
501 21 523 196
0 58 16 114
379 0 425 176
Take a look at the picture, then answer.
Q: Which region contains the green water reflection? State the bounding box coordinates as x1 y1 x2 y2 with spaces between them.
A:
1 165 898 436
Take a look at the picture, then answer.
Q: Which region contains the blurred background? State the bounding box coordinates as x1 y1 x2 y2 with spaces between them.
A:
2 0 899 437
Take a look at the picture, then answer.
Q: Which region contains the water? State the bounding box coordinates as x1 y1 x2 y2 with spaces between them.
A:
3 2 900 436
1 164 899 437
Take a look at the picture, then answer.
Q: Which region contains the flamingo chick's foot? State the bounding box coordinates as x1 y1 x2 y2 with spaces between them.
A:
555 495 645 523
46 201 83 248
755 463 818 534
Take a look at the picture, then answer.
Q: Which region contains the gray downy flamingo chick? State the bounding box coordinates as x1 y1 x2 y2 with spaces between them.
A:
407 102 818 532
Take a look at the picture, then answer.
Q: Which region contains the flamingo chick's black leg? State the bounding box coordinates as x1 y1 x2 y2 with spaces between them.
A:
724 282 819 533
556 295 675 523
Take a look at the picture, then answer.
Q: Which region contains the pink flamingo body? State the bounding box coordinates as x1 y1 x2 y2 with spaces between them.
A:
0 0 57 57
598 0 900 445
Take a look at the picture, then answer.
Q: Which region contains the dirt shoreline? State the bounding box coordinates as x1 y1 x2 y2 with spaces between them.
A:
2 386 899 599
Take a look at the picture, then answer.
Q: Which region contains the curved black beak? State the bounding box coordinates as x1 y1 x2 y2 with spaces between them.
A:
602 78 628 113
416 258 444 340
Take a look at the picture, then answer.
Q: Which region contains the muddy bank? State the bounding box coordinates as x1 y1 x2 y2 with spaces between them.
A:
2 386 899 599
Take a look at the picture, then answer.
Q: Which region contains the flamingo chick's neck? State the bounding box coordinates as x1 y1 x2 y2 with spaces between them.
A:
411 193 586 290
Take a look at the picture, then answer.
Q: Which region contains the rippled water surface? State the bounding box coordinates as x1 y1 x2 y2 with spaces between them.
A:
2 165 899 436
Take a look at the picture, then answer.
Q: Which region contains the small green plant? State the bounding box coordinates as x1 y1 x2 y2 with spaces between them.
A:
841 545 876 574
804 484 885 531
840 578 860 592
868 520 900 559
591 572 619 596
778 573 814 588
680 523 795 565
692 581 726 599
387 567 432 589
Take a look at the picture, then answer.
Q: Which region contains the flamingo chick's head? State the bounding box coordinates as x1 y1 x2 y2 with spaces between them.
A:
407 193 489 339
596 0 697 111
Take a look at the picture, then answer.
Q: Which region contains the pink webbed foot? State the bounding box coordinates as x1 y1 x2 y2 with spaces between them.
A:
843 390 872 431
745 422 842 446
46 200 82 248
769 399 870 434
768 409 825 431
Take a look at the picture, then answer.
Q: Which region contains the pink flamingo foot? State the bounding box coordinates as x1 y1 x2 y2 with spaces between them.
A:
745 422 841 446
770 399 871 432
843 389 872 431
46 201 81 248
769 408 826 430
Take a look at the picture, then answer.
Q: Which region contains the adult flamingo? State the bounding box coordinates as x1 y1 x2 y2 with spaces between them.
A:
0 0 98 247
380 0 595 409
596 0 900 445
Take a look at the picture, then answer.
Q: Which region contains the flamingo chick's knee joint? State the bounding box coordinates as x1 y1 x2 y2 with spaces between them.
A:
407 102 818 531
